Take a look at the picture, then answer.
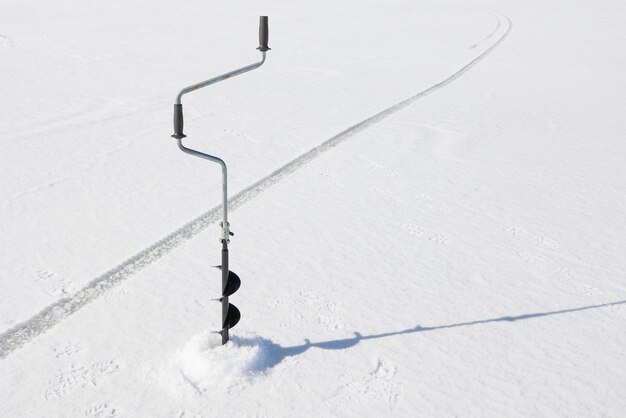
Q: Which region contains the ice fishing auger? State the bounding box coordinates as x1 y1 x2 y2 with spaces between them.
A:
171 16 270 345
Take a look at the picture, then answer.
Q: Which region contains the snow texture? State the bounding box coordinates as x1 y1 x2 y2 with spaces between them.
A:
1 0 626 416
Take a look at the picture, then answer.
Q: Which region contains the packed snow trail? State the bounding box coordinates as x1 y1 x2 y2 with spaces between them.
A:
0 13 512 360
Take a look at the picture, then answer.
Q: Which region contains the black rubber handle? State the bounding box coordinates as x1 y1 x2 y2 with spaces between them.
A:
257 16 270 51
172 104 186 139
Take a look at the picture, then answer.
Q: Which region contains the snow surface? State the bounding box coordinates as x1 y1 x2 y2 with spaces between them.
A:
1 0 626 416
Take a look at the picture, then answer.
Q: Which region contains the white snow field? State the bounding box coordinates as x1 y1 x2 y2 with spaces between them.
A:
1 0 626 415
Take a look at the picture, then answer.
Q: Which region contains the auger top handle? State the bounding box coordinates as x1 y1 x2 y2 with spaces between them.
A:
172 16 270 140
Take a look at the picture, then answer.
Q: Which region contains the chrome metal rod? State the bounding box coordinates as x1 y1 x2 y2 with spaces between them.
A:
177 138 230 240
175 51 266 105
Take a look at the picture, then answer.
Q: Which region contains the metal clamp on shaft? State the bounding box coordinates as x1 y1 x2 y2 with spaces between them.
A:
220 221 234 243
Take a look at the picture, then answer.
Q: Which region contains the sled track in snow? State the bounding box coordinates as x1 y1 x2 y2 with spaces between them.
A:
0 13 512 360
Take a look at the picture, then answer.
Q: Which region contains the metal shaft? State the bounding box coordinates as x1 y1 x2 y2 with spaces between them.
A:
175 52 266 105
176 138 230 240
177 138 231 344
221 239 229 344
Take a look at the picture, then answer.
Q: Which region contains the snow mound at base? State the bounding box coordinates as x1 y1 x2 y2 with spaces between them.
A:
178 331 278 391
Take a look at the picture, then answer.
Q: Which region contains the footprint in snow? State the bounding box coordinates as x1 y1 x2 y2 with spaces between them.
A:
53 341 82 358
83 402 119 418
325 356 402 412
44 360 120 400
507 227 559 250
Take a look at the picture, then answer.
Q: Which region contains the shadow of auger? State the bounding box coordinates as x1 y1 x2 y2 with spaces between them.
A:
251 300 626 371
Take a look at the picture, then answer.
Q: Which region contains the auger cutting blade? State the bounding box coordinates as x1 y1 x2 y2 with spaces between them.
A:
223 271 241 298
222 303 241 330
214 266 241 298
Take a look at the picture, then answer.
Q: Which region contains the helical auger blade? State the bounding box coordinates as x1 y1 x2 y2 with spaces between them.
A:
214 266 241 338
223 304 241 329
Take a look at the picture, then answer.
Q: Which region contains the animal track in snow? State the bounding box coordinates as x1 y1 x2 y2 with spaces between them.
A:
507 227 559 250
222 128 247 139
36 270 79 297
368 357 402 411
36 270 55 282
0 34 14 47
317 313 344 330
278 313 306 329
371 357 398 380
414 194 450 213
54 341 82 358
84 403 119 418
401 224 449 245
429 234 449 245
293 290 335 309
386 169 401 178
276 291 344 330
325 357 402 412
44 360 120 400
401 224 424 236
